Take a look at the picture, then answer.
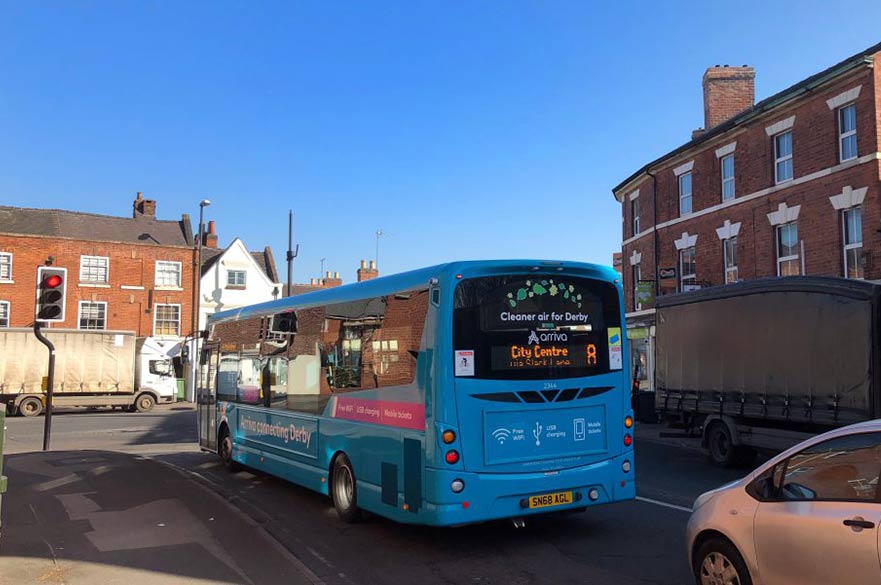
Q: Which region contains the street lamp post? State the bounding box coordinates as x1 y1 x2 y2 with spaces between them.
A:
189 198 210 402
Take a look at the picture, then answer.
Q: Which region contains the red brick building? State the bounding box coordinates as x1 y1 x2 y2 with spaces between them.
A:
613 41 881 390
0 193 195 338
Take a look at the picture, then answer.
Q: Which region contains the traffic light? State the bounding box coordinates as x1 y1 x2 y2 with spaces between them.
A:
35 267 67 322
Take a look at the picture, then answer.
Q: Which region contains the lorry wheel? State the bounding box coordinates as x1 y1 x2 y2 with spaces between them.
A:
134 393 156 413
706 422 736 467
331 454 362 523
19 396 43 417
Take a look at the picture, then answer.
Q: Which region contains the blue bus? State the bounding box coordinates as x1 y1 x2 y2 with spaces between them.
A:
196 260 635 526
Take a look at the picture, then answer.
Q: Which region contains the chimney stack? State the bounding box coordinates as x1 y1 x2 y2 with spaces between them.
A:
357 259 380 282
203 220 218 248
132 191 157 219
323 270 343 288
702 65 755 130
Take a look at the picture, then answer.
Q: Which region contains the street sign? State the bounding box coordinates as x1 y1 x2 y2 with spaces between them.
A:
658 267 676 279
636 281 655 307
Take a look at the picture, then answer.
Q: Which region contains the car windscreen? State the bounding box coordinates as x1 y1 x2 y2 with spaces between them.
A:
453 275 622 380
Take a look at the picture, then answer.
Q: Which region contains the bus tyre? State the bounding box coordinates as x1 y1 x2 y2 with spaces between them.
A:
218 427 242 472
134 393 156 413
19 396 43 417
332 454 361 523
693 537 752 585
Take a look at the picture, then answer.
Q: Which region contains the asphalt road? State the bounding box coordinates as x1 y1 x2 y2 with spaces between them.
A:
3 403 198 454
2 406 748 585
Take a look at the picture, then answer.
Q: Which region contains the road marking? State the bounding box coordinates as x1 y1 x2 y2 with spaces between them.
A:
636 496 692 513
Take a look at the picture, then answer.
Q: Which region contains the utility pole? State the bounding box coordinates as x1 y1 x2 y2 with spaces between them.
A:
286 210 299 297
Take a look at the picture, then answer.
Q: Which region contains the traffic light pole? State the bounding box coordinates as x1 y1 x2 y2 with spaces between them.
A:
33 321 55 451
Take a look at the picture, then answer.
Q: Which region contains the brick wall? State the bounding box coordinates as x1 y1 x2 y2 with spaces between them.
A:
619 64 881 313
0 234 194 336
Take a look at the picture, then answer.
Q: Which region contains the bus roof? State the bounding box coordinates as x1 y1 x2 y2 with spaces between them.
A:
206 259 618 327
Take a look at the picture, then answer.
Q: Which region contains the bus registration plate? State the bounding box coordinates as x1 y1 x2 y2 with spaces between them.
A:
528 491 573 509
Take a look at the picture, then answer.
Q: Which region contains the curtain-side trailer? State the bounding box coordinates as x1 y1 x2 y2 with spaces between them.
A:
655 277 881 466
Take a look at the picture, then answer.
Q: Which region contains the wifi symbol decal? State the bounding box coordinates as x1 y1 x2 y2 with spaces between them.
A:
492 428 512 445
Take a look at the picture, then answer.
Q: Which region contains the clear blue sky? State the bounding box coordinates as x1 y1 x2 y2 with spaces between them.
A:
2 1 881 283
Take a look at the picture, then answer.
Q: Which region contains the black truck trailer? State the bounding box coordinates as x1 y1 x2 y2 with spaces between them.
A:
655 276 881 466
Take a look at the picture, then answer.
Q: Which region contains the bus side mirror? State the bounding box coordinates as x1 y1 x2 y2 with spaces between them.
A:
270 311 298 335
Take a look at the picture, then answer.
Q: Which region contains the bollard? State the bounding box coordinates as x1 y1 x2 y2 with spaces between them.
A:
0 409 6 539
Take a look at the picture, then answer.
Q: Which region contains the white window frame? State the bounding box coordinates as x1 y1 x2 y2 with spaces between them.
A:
0 252 11 281
0 300 9 327
723 237 738 284
679 172 693 216
679 246 696 291
774 131 793 184
776 222 800 276
78 301 107 330
631 197 640 236
154 303 181 337
155 260 182 288
843 207 863 279
80 255 110 283
721 154 735 202
632 264 642 311
227 270 247 287
838 103 857 163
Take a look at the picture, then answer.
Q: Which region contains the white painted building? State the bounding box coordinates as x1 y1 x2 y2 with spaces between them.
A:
198 237 282 329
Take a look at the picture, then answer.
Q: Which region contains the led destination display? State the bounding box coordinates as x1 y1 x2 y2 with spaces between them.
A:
454 275 621 380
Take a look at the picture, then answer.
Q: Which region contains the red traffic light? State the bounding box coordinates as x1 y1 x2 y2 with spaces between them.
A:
44 274 63 288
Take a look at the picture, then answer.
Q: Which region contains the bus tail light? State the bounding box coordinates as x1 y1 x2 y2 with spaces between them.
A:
624 416 633 429
623 434 632 447
445 450 460 464
451 479 465 493
442 430 456 444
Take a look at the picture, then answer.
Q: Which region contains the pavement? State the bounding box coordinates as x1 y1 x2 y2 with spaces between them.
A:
0 448 319 585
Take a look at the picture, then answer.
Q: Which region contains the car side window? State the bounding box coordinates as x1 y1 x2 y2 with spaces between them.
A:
778 432 881 502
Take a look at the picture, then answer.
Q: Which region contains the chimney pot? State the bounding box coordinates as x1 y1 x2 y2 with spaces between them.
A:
334 271 339 279
208 220 216 235
360 259 367 269
326 271 331 278
369 260 376 270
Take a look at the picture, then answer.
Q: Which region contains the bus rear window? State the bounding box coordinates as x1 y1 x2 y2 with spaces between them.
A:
453 275 622 380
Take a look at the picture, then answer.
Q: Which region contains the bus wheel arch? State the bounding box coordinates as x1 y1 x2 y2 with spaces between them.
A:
218 423 242 472
329 451 361 523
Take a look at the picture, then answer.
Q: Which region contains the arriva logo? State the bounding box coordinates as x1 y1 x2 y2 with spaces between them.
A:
527 330 568 345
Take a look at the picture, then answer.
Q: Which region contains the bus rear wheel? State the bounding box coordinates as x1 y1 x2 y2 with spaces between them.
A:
218 427 242 472
331 454 361 523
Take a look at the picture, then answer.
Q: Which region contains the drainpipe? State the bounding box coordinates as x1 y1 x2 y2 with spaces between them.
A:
648 170 659 298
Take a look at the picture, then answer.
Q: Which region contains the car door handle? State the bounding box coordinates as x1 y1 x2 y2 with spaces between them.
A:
843 518 875 529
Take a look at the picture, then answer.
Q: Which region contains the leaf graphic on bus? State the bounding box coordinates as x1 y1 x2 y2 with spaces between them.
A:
532 284 547 295
516 288 527 301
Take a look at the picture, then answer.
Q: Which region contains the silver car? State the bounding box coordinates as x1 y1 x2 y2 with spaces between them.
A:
687 419 881 585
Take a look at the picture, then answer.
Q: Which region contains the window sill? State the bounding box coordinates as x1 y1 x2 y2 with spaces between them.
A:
121 285 145 290
775 178 794 186
155 286 184 291
225 285 246 290
0 279 13 284
79 283 111 288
